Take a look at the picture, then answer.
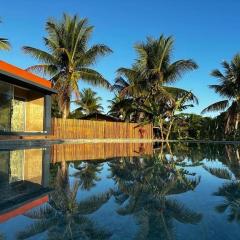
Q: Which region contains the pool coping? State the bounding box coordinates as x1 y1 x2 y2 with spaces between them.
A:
0 138 240 150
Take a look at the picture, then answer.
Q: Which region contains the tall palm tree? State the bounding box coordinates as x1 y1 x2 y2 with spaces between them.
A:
0 19 10 50
202 54 240 134
23 14 112 118
73 88 103 116
111 35 198 139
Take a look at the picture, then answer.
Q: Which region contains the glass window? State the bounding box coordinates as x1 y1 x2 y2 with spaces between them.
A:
0 80 13 132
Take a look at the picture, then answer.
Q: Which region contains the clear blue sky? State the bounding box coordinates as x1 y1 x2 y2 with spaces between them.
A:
1 0 240 115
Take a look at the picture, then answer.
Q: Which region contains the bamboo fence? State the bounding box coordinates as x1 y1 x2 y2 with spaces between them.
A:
51 118 153 139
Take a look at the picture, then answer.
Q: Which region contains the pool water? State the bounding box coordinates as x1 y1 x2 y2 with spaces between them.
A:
0 142 240 239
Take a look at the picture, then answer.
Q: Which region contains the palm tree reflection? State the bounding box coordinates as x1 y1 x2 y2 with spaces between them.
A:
71 161 103 190
214 182 240 223
109 151 202 239
173 143 240 224
17 161 111 240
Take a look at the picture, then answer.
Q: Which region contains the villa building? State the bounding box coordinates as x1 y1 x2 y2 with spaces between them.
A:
0 61 56 138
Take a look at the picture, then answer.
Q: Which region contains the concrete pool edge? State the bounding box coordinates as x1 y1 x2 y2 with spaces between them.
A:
1 138 240 150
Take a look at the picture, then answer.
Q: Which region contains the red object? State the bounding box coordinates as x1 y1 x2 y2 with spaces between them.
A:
139 127 146 138
0 61 52 88
0 195 49 223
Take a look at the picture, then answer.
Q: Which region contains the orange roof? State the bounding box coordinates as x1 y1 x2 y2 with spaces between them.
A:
0 61 52 89
0 195 49 223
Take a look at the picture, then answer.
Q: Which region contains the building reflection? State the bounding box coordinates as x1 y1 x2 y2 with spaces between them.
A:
0 147 50 223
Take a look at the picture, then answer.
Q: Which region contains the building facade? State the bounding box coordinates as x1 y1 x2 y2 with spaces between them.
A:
0 61 56 138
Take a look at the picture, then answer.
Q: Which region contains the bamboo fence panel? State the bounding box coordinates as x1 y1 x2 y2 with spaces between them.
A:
51 118 153 139
51 142 153 163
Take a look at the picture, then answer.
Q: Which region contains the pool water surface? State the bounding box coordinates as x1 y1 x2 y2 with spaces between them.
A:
0 142 239 240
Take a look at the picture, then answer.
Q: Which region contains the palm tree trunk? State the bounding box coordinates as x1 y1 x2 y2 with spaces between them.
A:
62 102 70 119
235 113 239 130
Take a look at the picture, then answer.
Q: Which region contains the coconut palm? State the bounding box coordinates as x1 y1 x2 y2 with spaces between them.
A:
17 162 112 240
72 88 103 116
202 54 240 135
110 35 198 139
108 95 133 120
0 19 10 50
133 35 198 97
23 14 112 118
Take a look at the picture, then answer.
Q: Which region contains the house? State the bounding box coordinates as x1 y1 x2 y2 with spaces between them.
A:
0 61 56 138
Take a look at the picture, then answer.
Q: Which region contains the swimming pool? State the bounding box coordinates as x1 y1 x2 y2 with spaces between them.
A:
0 142 239 239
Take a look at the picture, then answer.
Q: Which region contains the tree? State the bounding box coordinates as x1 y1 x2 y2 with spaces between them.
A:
133 35 198 94
23 14 112 118
110 35 198 139
72 88 103 117
202 54 240 136
0 19 10 50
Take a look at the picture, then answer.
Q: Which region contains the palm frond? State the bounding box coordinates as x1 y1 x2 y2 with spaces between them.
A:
203 166 232 180
78 68 111 89
201 100 229 114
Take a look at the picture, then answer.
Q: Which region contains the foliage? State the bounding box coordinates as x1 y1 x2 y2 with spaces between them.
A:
110 35 198 140
0 19 10 50
202 54 240 137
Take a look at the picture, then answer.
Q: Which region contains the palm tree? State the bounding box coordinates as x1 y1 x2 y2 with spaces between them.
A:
202 54 240 135
23 14 112 118
111 35 198 139
0 19 10 50
17 161 112 239
72 88 103 117
133 35 198 97
108 95 132 120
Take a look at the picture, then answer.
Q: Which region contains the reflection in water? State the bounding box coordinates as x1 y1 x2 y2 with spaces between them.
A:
51 142 153 163
0 148 50 223
17 162 112 240
161 143 240 227
72 161 104 190
109 152 201 240
1 142 240 239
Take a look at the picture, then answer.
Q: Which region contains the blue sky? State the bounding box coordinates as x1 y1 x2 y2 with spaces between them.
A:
1 0 240 115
